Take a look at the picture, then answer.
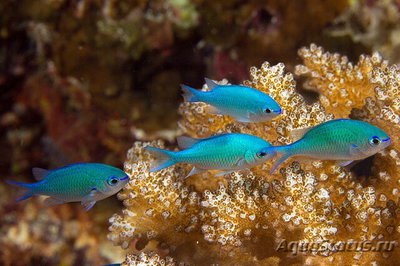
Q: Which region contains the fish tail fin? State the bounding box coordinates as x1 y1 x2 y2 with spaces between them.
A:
5 180 35 202
180 84 202 102
15 191 34 202
144 146 176 172
5 179 33 189
261 146 292 174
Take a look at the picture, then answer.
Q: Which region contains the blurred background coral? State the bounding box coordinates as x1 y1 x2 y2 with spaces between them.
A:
1 0 400 265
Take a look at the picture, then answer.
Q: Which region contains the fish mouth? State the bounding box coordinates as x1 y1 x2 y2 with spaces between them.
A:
382 138 391 143
120 175 129 181
275 109 282 114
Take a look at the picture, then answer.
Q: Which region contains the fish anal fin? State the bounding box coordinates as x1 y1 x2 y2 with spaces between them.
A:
82 189 100 211
32 167 49 180
43 197 65 207
205 105 223 115
185 167 205 179
337 160 353 167
204 78 218 90
295 157 315 164
215 170 235 177
289 127 311 141
177 136 202 149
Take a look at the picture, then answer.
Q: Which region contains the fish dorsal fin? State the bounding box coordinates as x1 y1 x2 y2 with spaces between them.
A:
177 136 202 149
32 167 50 180
290 127 311 141
204 78 218 90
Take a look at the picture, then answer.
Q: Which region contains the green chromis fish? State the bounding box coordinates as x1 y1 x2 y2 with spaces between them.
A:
6 163 129 211
261 119 391 174
145 133 275 178
181 78 282 123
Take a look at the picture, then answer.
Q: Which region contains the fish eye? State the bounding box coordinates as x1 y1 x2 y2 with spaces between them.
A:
107 176 119 186
257 151 267 158
369 136 381 146
265 108 271 114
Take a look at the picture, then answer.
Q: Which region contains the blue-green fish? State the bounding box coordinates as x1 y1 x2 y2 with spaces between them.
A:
6 163 129 211
181 78 282 122
262 119 391 174
145 133 275 177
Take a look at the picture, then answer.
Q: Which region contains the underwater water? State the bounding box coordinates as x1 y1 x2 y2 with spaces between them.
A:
1 0 400 265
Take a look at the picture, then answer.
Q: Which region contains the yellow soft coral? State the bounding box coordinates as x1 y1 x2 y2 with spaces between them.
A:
107 141 200 250
295 44 388 118
110 45 400 264
122 252 178 266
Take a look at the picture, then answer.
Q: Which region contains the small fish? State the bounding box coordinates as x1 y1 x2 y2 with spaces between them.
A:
181 78 282 122
6 163 129 211
261 119 391 173
145 133 275 178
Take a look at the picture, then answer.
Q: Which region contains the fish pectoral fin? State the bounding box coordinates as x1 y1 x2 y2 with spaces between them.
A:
32 167 50 180
43 197 65 207
337 160 360 170
246 111 259 120
81 189 99 211
349 143 366 157
231 157 252 171
82 201 96 211
205 105 223 115
185 167 205 179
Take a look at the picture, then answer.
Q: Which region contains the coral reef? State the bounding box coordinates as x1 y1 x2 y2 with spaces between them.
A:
329 0 400 64
110 45 400 265
295 44 386 117
0 191 126 266
122 251 178 266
